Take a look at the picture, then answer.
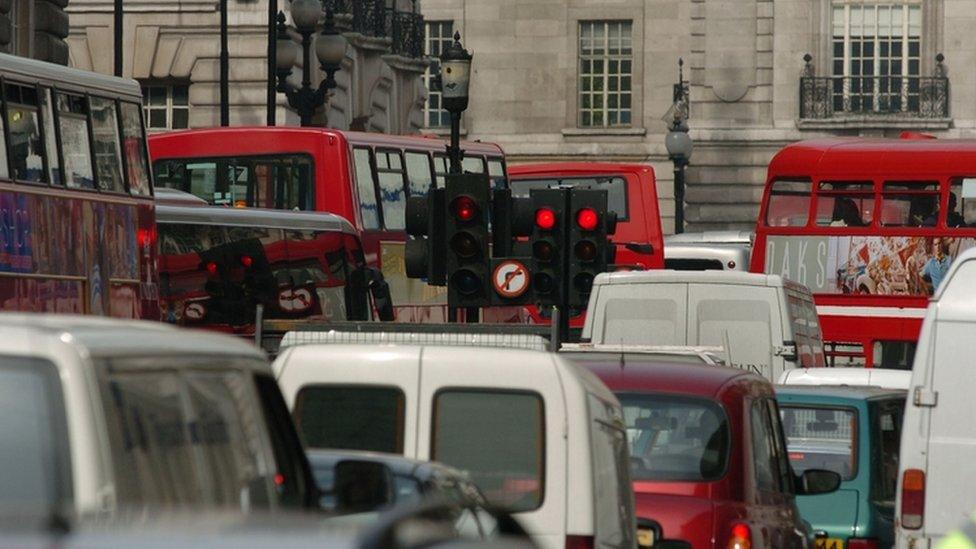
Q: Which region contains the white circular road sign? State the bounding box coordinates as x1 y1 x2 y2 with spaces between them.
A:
492 259 530 299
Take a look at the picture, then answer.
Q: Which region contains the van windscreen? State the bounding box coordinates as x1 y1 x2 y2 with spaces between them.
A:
618 393 729 481
511 176 628 220
293 385 405 454
0 356 71 511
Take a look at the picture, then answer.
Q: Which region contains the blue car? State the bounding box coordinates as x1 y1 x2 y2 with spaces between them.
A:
775 385 906 549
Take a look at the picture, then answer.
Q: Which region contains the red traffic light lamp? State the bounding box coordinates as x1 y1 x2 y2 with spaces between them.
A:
535 208 556 230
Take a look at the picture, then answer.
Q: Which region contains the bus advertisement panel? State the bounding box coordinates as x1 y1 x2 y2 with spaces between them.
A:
149 128 507 323
752 136 976 367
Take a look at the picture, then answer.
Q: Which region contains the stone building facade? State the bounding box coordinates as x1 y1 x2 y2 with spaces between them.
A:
421 0 970 234
66 0 429 133
0 0 71 64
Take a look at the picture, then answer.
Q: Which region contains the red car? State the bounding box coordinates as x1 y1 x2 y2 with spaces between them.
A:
569 355 839 548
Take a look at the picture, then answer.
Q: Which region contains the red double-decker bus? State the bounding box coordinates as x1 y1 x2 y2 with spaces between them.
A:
751 135 976 367
149 127 506 322
0 53 158 318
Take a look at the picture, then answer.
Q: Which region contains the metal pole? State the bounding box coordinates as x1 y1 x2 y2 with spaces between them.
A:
674 161 685 234
220 0 230 126
300 30 313 127
113 0 123 77
267 0 277 125
448 111 461 174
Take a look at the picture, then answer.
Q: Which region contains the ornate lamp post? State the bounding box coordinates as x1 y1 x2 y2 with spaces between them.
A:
439 31 473 174
665 59 692 234
275 0 347 127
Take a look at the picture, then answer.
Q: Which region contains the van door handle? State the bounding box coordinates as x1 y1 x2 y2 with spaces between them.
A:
624 242 654 255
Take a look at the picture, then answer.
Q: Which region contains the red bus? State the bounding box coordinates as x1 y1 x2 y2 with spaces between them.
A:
148 127 507 322
0 53 158 318
156 190 387 335
508 162 665 323
751 135 976 367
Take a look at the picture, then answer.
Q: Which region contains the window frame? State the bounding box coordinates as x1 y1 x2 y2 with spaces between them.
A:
814 180 876 228
780 403 859 482
87 94 129 196
1 79 47 186
423 20 455 129
878 180 940 227
55 90 97 192
577 19 634 128
764 178 813 227
351 145 383 230
142 83 190 132
510 175 631 222
430 387 547 512
119 99 154 197
374 147 409 231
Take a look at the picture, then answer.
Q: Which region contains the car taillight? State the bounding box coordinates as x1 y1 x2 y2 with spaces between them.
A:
727 523 751 549
848 538 879 549
901 468 925 530
565 535 594 549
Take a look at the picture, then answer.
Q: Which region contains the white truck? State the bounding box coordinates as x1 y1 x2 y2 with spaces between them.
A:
581 270 825 381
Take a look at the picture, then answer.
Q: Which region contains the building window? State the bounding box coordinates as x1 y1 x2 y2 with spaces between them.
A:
831 2 922 113
424 21 454 128
9 0 32 58
578 20 632 128
141 84 190 131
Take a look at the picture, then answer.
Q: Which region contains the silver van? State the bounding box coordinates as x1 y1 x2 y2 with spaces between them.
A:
0 314 316 516
663 230 753 271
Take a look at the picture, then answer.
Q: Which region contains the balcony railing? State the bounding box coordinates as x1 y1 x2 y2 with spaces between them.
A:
352 0 390 37
799 53 949 120
391 11 424 58
323 0 353 15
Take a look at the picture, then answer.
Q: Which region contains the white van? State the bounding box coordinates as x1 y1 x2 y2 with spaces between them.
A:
778 366 911 390
582 270 825 381
896 247 976 547
273 342 636 549
663 230 753 271
0 314 317 517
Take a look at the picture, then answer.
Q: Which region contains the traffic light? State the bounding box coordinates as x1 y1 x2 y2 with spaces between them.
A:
445 173 490 308
529 189 566 308
567 188 617 308
405 187 446 285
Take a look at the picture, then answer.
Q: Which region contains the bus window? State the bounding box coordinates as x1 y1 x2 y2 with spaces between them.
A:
352 147 380 229
880 182 939 227
462 156 486 174
39 89 59 185
375 149 406 230
433 153 448 186
488 157 506 188
154 156 311 208
405 151 433 197
948 178 976 227
5 83 45 183
90 97 126 193
57 93 95 190
119 102 152 196
815 182 873 227
512 176 628 220
765 180 810 227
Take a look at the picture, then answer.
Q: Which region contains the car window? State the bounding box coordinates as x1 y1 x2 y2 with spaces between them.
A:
98 361 276 509
765 398 794 494
0 355 71 511
751 399 780 493
293 385 405 453
872 398 904 509
781 405 858 481
432 390 544 512
619 393 729 482
589 394 636 549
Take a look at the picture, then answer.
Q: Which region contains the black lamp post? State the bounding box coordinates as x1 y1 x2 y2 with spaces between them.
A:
439 31 472 174
665 59 692 234
275 0 347 127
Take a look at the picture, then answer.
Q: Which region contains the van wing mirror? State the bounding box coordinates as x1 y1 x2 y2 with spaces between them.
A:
796 468 841 495
333 460 395 513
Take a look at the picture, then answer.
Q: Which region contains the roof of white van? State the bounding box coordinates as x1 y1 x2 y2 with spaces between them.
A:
594 269 785 287
0 313 265 363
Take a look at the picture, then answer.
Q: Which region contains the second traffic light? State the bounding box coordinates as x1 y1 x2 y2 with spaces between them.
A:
568 188 617 308
445 173 491 308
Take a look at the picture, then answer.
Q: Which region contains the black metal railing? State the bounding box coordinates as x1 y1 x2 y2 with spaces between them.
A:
352 0 389 37
799 53 949 120
323 0 353 15
391 11 424 57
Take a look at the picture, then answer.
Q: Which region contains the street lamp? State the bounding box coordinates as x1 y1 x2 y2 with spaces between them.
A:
664 58 692 234
439 31 473 174
275 0 347 127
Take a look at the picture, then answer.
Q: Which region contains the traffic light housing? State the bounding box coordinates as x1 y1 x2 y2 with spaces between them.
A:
528 188 566 309
567 188 617 308
404 187 446 285
445 173 490 308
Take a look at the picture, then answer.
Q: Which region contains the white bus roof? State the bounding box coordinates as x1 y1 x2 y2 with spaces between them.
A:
777 367 911 390
156 203 358 236
0 313 266 364
0 51 141 99
593 269 786 287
